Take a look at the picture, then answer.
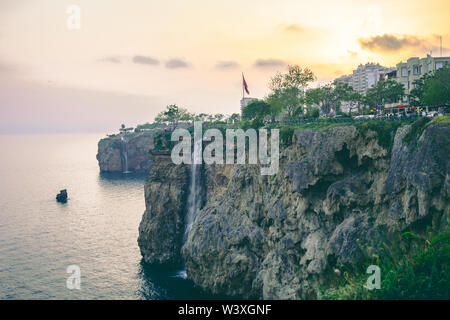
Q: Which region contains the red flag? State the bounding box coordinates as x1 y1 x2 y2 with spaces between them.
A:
242 73 250 95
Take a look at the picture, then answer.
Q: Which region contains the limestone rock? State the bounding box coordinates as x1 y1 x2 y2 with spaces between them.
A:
97 131 156 173
138 120 450 299
137 154 188 264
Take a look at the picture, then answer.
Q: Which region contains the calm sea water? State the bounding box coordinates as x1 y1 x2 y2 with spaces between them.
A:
0 133 205 300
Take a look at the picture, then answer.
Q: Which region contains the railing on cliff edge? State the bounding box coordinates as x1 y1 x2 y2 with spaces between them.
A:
281 116 417 126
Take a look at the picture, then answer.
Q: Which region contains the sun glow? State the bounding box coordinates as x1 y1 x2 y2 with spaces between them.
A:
0 0 449 132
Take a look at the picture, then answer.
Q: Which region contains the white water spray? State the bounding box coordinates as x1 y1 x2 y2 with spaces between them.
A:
183 137 202 241
120 136 130 173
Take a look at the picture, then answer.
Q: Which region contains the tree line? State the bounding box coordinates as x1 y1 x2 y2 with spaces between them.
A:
242 64 448 123
153 104 241 128
127 64 449 131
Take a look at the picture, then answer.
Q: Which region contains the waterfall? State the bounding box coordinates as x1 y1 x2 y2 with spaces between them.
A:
176 127 203 279
183 137 203 242
120 136 130 173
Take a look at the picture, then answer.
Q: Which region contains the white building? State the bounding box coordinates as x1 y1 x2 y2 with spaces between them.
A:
350 63 393 93
240 97 257 112
393 54 450 95
334 74 352 87
334 64 394 113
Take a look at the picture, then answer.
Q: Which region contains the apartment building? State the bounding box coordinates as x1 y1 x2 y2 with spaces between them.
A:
335 64 393 112
335 63 393 93
333 54 449 110
393 54 450 95
352 63 395 93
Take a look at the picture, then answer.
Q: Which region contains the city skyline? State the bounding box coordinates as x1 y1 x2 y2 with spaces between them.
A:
0 0 449 133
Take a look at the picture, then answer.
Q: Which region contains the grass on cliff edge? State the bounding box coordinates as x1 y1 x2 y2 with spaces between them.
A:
270 119 412 149
320 230 450 300
403 115 450 143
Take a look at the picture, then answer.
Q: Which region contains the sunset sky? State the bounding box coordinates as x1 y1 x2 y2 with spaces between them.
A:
0 0 449 133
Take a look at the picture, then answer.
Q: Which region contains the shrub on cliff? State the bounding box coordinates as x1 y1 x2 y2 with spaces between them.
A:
321 230 450 300
355 120 406 150
280 127 295 146
402 117 431 143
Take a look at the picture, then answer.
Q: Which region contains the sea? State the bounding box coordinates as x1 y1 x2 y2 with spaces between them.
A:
0 133 207 299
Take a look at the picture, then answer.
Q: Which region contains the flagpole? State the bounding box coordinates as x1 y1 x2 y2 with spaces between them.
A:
242 72 245 100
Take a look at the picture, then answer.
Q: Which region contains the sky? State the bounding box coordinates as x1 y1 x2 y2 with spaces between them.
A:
0 0 449 133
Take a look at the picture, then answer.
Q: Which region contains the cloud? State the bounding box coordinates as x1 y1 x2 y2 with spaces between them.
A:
347 50 358 57
358 34 424 52
99 56 122 64
0 62 13 73
165 59 189 69
253 59 287 69
0 60 23 79
132 55 160 66
215 61 240 69
282 24 304 33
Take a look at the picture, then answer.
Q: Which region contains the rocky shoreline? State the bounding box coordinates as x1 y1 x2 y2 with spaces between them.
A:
136 120 449 299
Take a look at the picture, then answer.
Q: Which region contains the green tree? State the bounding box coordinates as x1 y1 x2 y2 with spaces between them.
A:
305 82 358 116
268 87 304 118
305 87 322 106
334 82 356 108
305 84 336 115
347 91 363 113
270 65 315 90
408 72 433 106
242 100 271 121
154 104 189 128
306 107 320 118
317 84 337 115
228 113 241 123
363 80 405 111
422 66 450 107
180 111 195 123
194 113 209 121
265 93 285 122
213 114 225 122
119 123 133 134
268 65 315 118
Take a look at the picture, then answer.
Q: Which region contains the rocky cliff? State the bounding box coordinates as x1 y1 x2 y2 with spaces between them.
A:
138 151 189 264
96 132 156 173
137 119 449 299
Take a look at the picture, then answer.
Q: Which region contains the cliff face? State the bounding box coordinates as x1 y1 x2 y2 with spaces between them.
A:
137 160 235 265
137 152 188 265
138 121 449 299
96 132 155 173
